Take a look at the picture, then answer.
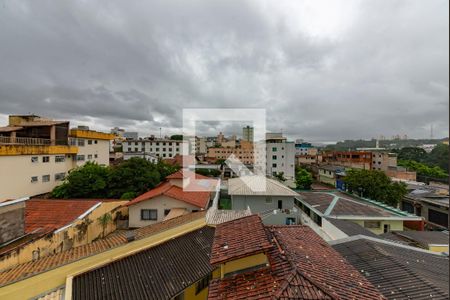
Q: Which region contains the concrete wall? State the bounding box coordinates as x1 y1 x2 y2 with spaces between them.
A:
0 154 75 201
0 202 25 244
128 195 202 228
0 201 127 271
351 219 403 235
74 139 110 167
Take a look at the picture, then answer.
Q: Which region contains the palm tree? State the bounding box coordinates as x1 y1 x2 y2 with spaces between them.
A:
97 213 113 238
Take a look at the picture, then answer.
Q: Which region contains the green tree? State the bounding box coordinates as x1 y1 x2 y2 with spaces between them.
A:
195 168 221 177
396 147 427 162
107 157 161 199
344 169 407 206
170 134 183 140
295 167 312 190
97 213 113 238
398 160 448 178
426 143 449 172
156 160 181 178
51 162 109 198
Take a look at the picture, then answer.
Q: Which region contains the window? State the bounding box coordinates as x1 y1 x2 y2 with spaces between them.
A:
272 155 277 160
70 138 77 146
192 210 199 212
55 173 65 181
88 154 93 160
31 156 38 163
272 163 277 168
265 196 272 204
195 274 211 295
42 175 50 182
383 224 390 233
94 154 98 158
163 148 166 152
78 139 85 147
94 140 98 144
164 209 171 216
42 156 50 163
76 155 85 161
364 221 381 228
278 200 283 209
31 176 38 183
88 140 93 145
272 147 277 152
141 209 157 220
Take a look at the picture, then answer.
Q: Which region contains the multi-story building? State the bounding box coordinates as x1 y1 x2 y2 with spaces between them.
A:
321 151 372 170
242 125 254 142
207 141 254 165
265 133 295 180
122 138 187 159
294 141 317 156
370 150 397 171
0 115 113 201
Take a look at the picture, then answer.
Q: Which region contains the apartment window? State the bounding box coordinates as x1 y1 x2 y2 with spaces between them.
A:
70 139 77 146
94 154 98 158
76 155 85 161
88 140 93 145
195 274 212 295
163 142 166 146
141 209 157 220
55 173 66 181
163 148 166 152
78 139 85 147
163 153 166 157
31 156 38 163
94 140 98 144
265 196 272 204
134 148 138 152
128 148 131 152
42 175 50 182
135 142 138 146
88 154 93 160
272 155 277 160
272 147 277 152
42 156 50 163
364 221 381 229
156 148 159 152
31 176 38 183
272 163 277 168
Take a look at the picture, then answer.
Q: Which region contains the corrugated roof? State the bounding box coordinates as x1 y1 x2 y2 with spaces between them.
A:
72 226 215 300
392 230 449 246
206 208 252 225
332 236 449 299
0 211 206 287
228 176 298 196
326 218 378 237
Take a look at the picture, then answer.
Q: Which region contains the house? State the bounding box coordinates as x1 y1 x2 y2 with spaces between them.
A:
296 191 424 240
317 165 345 187
0 198 127 271
0 115 114 201
227 175 300 225
126 170 219 228
401 184 449 229
0 212 208 300
208 215 384 299
331 235 449 299
379 230 449 253
71 226 217 300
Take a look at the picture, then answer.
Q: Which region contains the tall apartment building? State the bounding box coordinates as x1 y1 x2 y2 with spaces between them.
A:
122 139 187 159
242 126 254 142
0 115 114 201
370 150 397 171
207 141 254 165
265 133 295 180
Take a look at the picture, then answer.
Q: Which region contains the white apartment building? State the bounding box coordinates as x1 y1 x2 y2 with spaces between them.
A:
0 115 114 201
122 139 188 159
265 133 296 181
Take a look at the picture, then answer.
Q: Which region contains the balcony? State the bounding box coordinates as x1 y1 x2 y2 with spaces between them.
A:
0 136 68 146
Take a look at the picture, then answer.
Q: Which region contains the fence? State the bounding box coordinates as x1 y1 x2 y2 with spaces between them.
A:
0 136 53 145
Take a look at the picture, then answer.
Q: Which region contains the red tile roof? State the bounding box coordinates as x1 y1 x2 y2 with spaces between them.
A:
126 181 211 209
210 215 272 265
208 219 385 300
25 199 100 234
166 169 210 180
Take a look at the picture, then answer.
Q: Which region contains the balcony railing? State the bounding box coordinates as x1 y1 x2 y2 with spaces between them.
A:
0 136 66 146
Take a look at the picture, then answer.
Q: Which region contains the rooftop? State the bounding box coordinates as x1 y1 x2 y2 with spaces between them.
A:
72 226 215 300
210 215 272 265
298 191 421 219
206 208 252 225
331 235 449 299
126 180 211 209
228 176 298 196
389 230 449 247
325 218 378 238
0 211 206 287
209 216 384 299
25 199 101 234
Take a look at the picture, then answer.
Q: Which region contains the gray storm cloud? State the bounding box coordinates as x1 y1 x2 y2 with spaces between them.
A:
0 0 448 141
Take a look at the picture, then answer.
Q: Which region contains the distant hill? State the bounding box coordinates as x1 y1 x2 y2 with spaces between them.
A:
325 138 447 151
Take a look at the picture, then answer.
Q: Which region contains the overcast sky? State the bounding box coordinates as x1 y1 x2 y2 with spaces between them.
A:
0 0 448 142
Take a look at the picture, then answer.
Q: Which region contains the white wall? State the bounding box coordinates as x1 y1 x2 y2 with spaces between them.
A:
266 142 295 180
74 138 110 166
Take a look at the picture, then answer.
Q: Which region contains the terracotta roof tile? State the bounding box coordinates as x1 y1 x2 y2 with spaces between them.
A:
208 218 385 300
126 178 211 209
210 215 273 265
0 211 206 287
25 199 100 233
